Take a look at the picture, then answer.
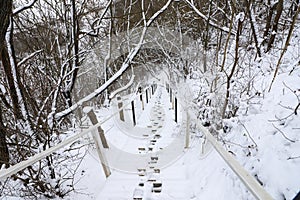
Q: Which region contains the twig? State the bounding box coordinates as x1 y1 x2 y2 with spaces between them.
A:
272 123 296 143
268 112 294 122
295 103 300 115
239 122 258 148
278 103 294 111
283 82 300 115
222 139 249 149
287 155 300 160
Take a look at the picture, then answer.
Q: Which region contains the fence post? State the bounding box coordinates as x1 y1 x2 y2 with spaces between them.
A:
166 83 169 93
170 88 172 103
148 88 151 99
86 108 109 148
140 93 144 110
175 97 178 123
151 85 154 95
146 89 149 103
91 129 111 178
201 137 207 155
117 96 125 122
185 111 190 148
131 101 136 126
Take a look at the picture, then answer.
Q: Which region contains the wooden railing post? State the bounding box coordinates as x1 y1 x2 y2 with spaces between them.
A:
146 89 149 103
131 101 136 126
86 108 109 149
117 96 125 122
185 111 190 148
91 129 111 178
151 85 154 95
166 83 169 93
175 97 178 123
140 93 144 110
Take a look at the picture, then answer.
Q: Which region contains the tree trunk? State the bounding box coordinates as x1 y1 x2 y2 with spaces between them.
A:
63 0 80 108
268 4 300 92
1 46 23 119
262 0 274 45
0 1 21 119
203 0 213 73
0 0 12 167
0 1 12 50
244 0 261 58
0 105 9 167
221 15 243 119
68 0 80 104
266 0 284 52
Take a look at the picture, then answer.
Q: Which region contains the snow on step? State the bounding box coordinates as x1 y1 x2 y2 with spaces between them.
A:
96 174 140 200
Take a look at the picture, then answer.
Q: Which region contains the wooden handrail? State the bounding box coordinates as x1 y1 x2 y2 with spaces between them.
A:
0 87 157 181
167 82 273 200
188 107 273 200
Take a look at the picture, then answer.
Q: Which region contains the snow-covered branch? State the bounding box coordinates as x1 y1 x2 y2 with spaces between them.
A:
184 0 235 35
109 75 135 99
17 49 43 67
54 0 173 120
80 0 112 37
13 0 38 15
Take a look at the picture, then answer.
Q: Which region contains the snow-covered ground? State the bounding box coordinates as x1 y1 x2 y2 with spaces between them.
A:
221 69 300 200
61 79 299 200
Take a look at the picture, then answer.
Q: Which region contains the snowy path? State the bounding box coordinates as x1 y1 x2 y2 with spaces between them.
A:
92 85 188 199
69 84 258 200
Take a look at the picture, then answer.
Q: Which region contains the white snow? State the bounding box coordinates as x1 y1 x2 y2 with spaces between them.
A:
59 83 268 200
58 63 300 200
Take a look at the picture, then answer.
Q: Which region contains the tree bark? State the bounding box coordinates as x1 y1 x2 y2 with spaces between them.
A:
63 0 80 108
268 4 300 92
0 105 9 167
0 1 12 51
1 46 23 119
266 0 284 52
244 0 261 58
262 0 274 45
221 15 243 119
0 0 12 167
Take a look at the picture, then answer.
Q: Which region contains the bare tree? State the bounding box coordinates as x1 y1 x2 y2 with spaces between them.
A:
221 10 244 119
268 4 300 92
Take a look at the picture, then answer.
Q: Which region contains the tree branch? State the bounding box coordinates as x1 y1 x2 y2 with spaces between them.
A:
53 0 173 121
272 123 296 143
184 0 236 35
13 0 38 16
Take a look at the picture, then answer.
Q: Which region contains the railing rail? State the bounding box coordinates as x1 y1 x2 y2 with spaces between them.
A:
166 82 273 200
188 109 273 200
0 85 156 181
0 84 274 200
